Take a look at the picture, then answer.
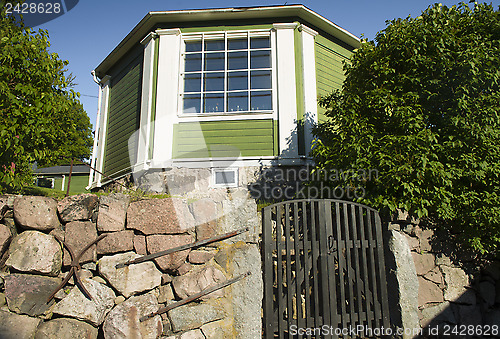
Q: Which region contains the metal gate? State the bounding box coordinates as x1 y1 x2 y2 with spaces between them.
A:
262 199 391 338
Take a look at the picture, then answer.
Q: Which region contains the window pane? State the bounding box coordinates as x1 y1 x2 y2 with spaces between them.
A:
227 92 248 112
215 171 235 185
183 94 201 113
184 73 201 92
228 71 248 91
251 37 270 49
205 39 225 51
205 52 225 71
228 38 247 50
185 41 202 52
204 93 224 113
250 50 271 69
228 51 247 70
250 91 272 110
185 53 202 72
204 72 224 92
251 70 271 89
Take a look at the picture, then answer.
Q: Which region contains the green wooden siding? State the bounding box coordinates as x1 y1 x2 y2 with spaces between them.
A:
52 175 89 194
103 54 143 178
173 119 275 158
315 34 352 121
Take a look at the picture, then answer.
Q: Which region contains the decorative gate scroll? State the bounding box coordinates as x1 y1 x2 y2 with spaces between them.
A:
262 199 391 338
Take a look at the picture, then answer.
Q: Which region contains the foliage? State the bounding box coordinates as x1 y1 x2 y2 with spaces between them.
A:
312 2 500 254
0 5 93 192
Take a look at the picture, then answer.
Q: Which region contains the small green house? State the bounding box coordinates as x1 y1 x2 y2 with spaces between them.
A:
88 5 360 189
34 164 90 194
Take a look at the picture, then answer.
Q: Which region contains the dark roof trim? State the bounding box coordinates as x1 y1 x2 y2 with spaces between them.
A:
34 165 90 175
94 5 360 77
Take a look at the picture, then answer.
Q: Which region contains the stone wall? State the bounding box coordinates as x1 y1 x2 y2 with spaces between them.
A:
387 212 500 336
0 192 262 339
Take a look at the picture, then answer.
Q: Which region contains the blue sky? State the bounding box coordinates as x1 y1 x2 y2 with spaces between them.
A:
33 0 500 131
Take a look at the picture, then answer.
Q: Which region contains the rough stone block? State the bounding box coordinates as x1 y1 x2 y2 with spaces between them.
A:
200 318 233 339
146 234 194 271
195 222 217 242
127 198 195 234
412 252 436 276
0 309 41 339
57 194 99 222
423 267 444 286
386 230 419 339
133 234 147 255
420 302 456 328
97 193 129 232
177 262 192 275
164 172 196 195
168 303 224 332
35 318 98 339
418 229 434 252
0 223 11 255
228 243 263 338
188 250 215 264
172 264 226 301
103 293 162 339
403 233 420 252
4 274 61 317
98 252 162 298
6 231 62 276
52 278 116 326
14 196 59 231
157 284 175 304
441 265 469 302
96 230 134 255
180 329 205 339
418 276 444 306
189 199 217 226
63 221 98 265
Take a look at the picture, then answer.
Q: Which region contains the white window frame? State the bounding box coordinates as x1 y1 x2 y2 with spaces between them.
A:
35 177 54 189
178 29 277 118
211 168 239 188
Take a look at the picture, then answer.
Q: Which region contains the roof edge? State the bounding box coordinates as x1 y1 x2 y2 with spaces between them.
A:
94 5 360 77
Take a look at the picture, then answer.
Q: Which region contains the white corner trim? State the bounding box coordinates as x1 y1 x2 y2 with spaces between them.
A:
273 22 299 30
153 31 181 164
301 27 319 156
93 79 111 188
298 24 318 37
137 36 156 170
156 28 181 36
140 32 158 45
275 24 298 158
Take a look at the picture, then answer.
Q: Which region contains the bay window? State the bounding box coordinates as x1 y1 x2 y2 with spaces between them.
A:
181 31 273 114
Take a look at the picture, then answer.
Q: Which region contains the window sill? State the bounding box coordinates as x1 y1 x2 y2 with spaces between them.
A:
177 110 274 118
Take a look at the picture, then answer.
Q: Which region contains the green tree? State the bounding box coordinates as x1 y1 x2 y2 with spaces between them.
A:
312 2 500 254
0 4 92 191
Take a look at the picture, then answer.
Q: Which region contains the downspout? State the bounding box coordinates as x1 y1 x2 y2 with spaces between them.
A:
86 70 103 190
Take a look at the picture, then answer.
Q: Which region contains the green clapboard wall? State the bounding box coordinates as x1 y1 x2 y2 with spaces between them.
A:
103 54 143 178
173 119 276 159
315 34 352 122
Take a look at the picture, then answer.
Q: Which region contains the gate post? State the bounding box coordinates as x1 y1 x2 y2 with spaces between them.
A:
385 229 420 338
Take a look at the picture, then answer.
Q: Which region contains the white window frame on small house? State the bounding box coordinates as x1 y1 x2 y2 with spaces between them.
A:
178 30 276 117
211 168 239 188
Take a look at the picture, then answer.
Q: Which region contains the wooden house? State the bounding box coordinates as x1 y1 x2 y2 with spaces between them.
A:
88 5 360 189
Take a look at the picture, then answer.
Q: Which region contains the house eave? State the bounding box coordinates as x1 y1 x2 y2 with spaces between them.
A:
94 5 360 78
